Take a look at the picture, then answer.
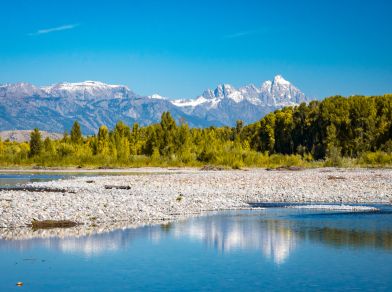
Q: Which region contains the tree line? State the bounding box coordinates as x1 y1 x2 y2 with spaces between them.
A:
0 94 391 168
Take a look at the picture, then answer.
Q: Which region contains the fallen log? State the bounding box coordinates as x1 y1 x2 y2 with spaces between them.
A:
30 220 79 229
0 186 75 193
104 185 131 190
266 166 304 171
327 175 346 180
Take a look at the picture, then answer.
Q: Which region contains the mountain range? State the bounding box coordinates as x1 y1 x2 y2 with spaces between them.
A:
0 75 310 134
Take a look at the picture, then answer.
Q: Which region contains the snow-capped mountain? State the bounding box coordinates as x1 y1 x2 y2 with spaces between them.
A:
0 75 310 134
0 81 211 134
173 75 306 110
171 75 309 125
42 81 133 100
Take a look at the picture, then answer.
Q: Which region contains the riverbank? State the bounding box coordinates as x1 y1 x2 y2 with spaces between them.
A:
0 166 198 173
0 168 391 231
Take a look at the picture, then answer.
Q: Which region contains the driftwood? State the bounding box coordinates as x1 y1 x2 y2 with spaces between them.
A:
327 175 346 180
266 166 304 171
0 186 74 193
104 185 131 190
30 220 79 229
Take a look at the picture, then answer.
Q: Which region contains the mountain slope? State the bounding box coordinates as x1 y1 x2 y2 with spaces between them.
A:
0 75 310 134
172 75 308 124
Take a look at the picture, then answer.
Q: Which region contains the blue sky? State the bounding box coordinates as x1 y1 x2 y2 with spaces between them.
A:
0 0 391 99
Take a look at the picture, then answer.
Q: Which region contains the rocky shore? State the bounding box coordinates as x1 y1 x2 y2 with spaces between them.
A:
0 168 391 232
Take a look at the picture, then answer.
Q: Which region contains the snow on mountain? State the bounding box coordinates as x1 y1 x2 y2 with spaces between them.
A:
0 82 45 99
267 75 307 105
148 94 168 100
41 81 134 100
0 76 310 134
170 75 309 124
172 75 307 109
172 96 212 108
0 81 212 134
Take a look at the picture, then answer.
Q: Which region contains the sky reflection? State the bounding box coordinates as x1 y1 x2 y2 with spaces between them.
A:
2 207 391 265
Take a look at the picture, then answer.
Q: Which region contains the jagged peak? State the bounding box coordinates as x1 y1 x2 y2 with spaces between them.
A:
214 83 236 97
171 75 308 108
272 75 290 86
202 89 215 99
240 83 259 91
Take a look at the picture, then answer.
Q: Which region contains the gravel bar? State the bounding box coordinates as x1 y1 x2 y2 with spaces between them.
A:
0 168 391 230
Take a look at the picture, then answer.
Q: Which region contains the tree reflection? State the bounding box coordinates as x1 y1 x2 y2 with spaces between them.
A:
1 210 391 261
299 227 392 250
171 216 297 264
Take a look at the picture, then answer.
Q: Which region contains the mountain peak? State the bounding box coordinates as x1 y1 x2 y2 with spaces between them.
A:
0 76 311 134
0 82 43 98
215 84 236 98
172 75 309 112
273 75 290 85
39 80 134 100
45 80 129 91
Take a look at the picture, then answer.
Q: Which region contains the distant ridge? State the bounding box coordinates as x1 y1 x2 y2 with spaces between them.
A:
0 130 62 142
0 75 310 134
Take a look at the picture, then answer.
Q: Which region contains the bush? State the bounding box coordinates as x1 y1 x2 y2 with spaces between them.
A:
324 146 343 167
359 151 392 166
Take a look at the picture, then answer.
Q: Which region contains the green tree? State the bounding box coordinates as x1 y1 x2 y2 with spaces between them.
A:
97 126 110 155
258 113 276 153
43 137 56 155
70 121 83 144
0 138 4 156
160 112 177 156
113 121 131 160
29 128 43 157
176 123 193 162
234 120 244 141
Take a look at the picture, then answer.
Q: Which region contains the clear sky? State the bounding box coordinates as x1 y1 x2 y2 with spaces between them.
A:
0 0 391 99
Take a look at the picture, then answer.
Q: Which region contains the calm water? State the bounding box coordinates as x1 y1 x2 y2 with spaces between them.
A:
0 172 168 187
0 173 69 186
0 206 391 291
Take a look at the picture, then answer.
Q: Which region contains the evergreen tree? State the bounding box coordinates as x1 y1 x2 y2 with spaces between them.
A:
160 112 177 155
70 121 83 144
29 128 43 157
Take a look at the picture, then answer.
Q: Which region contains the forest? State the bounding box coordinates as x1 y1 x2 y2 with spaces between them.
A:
0 94 391 168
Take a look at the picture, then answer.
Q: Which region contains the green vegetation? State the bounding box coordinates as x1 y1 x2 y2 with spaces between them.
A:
29 128 43 157
0 95 391 168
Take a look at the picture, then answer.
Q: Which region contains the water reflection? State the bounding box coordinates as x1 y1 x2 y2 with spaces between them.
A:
0 225 154 257
167 215 297 264
1 208 391 264
299 227 392 250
